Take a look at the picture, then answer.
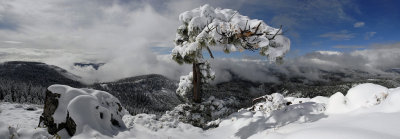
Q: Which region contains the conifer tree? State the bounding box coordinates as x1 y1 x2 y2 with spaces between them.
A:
171 5 290 103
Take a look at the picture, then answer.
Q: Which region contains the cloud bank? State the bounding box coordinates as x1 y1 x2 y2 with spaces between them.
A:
0 0 399 84
210 43 400 84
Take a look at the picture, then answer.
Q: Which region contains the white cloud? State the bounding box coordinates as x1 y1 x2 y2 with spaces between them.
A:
212 42 400 83
364 32 377 40
333 45 365 49
320 30 355 40
0 0 397 84
2 41 23 44
354 22 365 28
0 0 248 83
316 51 342 55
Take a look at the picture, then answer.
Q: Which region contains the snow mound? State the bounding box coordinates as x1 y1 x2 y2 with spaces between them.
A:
346 83 388 108
210 95 326 139
44 85 127 136
326 83 389 114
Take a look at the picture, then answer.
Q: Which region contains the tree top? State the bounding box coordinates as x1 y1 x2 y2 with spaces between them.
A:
172 4 290 64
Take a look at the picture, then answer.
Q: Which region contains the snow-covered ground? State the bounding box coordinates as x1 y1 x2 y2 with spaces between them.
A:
0 103 52 139
1 83 400 139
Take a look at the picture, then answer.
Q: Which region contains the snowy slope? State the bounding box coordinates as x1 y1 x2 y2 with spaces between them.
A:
1 83 400 139
118 83 400 139
0 103 52 139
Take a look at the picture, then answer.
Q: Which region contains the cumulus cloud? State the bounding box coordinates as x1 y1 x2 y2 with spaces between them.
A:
354 22 365 28
0 0 249 83
208 42 400 84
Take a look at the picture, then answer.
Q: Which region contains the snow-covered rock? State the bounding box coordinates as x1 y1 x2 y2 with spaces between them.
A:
39 85 127 137
326 83 389 114
346 83 388 108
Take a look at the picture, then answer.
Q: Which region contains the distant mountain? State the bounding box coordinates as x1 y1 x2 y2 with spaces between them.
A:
0 61 83 87
73 62 105 70
1 61 399 116
388 68 400 74
0 61 84 104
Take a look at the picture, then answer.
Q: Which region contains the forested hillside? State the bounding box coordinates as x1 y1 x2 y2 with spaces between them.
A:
1 61 399 116
0 61 83 104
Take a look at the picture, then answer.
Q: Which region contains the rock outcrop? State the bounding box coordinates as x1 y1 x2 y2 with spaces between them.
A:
39 85 126 137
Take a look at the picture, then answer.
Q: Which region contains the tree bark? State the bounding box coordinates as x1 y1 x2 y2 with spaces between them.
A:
192 62 202 103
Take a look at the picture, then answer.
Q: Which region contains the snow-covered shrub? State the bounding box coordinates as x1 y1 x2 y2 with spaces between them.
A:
123 114 168 131
247 93 327 122
129 96 238 129
176 72 193 101
249 93 287 114
161 96 234 128
39 85 127 137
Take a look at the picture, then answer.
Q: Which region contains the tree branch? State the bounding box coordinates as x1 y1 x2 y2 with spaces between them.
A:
206 46 214 59
228 11 237 22
253 22 262 34
270 25 282 40
215 26 223 36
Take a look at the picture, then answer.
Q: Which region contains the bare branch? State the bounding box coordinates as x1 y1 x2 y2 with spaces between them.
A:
253 22 262 34
270 25 282 40
244 20 248 31
282 28 289 35
227 11 237 22
215 26 223 36
205 20 216 33
206 46 214 59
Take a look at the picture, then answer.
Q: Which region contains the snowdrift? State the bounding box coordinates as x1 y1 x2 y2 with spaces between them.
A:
1 83 400 139
120 83 400 139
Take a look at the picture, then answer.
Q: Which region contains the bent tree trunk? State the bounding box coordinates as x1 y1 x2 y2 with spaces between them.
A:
192 62 202 103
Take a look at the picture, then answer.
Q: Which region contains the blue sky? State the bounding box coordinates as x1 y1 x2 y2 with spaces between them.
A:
235 0 400 57
165 0 400 60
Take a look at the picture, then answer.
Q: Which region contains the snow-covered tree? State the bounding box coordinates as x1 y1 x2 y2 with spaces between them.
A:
172 5 290 103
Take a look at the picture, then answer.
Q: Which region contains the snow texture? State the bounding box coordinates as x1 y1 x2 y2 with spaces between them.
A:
176 72 193 100
2 83 400 139
0 103 52 139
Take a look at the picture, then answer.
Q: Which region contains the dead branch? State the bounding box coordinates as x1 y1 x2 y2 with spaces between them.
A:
270 25 282 40
206 46 214 59
253 22 262 34
215 26 223 36
227 11 237 22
